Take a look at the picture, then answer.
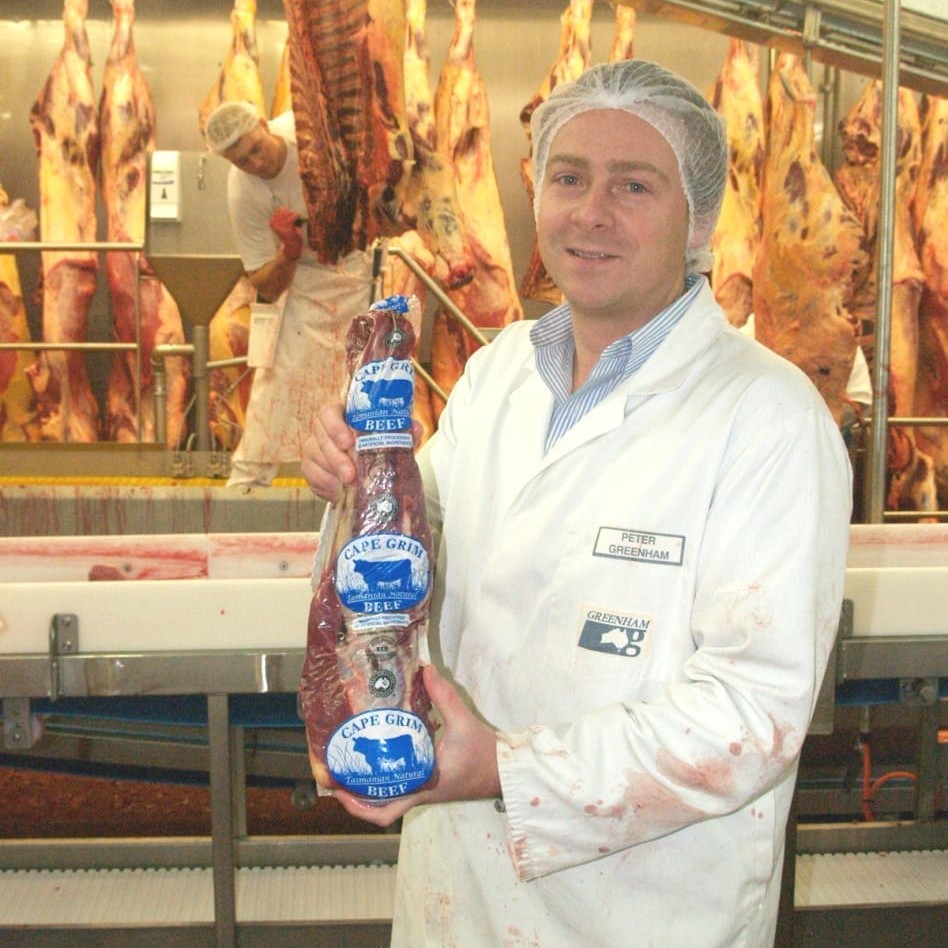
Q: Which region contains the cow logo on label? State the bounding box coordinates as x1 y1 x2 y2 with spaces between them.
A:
327 708 435 800
346 357 414 432
336 533 429 613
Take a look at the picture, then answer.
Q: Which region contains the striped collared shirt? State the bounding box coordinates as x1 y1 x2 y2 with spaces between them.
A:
531 274 702 452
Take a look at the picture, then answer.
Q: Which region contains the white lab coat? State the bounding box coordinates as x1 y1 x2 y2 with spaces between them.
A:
392 279 852 948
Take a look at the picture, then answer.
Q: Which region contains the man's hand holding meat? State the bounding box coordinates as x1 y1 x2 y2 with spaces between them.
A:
301 403 358 503
302 403 428 503
326 663 502 826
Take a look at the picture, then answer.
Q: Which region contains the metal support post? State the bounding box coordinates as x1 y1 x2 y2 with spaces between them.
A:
192 324 212 453
208 693 236 948
865 0 902 522
231 725 247 840
911 683 941 822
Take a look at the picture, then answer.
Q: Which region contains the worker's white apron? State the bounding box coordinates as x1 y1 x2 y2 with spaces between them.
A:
228 250 372 485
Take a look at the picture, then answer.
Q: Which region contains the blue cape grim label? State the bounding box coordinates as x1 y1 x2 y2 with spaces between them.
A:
346 356 414 432
327 708 435 799
336 533 430 613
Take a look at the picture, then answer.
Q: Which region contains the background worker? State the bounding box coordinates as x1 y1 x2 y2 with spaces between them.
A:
302 59 852 948
205 101 371 488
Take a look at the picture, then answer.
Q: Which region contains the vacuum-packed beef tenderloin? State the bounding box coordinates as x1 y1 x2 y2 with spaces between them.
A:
299 294 436 802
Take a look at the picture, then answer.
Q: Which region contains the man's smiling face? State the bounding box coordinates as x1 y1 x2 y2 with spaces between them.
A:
537 108 690 336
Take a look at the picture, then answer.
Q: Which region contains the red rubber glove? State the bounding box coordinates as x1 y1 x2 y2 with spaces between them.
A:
269 207 303 261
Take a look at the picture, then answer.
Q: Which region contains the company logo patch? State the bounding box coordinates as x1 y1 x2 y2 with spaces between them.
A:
592 527 684 566
578 605 652 658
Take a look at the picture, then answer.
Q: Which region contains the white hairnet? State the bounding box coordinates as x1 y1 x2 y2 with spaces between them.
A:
205 101 261 154
531 59 727 274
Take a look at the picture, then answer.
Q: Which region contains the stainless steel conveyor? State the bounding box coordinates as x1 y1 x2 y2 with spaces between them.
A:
0 531 397 948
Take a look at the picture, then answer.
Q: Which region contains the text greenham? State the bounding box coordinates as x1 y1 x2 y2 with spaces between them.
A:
610 531 670 560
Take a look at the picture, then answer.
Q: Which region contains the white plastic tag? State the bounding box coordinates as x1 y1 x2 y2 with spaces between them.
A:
247 300 284 368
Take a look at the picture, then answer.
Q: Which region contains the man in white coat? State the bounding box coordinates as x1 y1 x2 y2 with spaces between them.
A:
302 60 852 947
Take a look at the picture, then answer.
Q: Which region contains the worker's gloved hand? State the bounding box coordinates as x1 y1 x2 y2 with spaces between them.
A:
269 207 303 261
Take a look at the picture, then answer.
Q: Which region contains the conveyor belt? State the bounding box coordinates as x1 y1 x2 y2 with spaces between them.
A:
795 849 948 907
0 863 395 926
0 482 325 536
0 476 307 488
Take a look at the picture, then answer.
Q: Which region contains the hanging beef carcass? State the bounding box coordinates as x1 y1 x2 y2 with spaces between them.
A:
399 146 475 292
282 0 414 261
397 0 476 295
198 0 267 128
835 79 935 512
519 0 594 304
0 253 35 442
282 0 475 278
912 93 948 509
271 40 293 118
428 0 523 415
27 0 101 442
394 0 440 296
835 80 925 392
433 0 522 327
0 186 41 442
608 2 635 63
404 0 437 151
708 39 765 328
205 280 255 452
199 0 267 452
100 0 190 448
284 0 473 289
280 0 357 263
393 0 438 444
752 53 865 424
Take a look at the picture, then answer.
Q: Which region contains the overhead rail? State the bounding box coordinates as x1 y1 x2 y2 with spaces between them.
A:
623 0 948 95
382 241 491 350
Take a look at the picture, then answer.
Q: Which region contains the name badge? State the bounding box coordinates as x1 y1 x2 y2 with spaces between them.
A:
593 527 684 566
